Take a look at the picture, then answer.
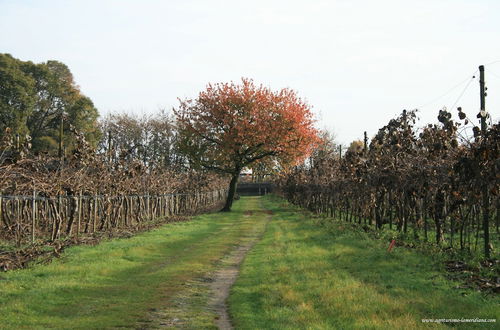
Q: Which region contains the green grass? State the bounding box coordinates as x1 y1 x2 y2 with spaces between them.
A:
0 197 268 329
229 195 499 329
1 195 498 329
318 209 499 262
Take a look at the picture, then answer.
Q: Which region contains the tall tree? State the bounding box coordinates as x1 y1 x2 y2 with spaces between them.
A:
175 78 319 211
0 54 100 155
0 54 35 140
23 60 100 154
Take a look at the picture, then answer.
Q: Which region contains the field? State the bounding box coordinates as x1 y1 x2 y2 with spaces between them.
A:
1 4 500 329
0 196 497 329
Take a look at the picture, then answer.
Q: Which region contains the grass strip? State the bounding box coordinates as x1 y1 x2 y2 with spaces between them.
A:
0 197 267 329
229 195 499 329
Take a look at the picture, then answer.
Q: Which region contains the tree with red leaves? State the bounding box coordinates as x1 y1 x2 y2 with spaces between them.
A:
175 78 319 211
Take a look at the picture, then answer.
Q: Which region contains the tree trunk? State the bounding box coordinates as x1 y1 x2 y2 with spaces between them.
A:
221 173 239 212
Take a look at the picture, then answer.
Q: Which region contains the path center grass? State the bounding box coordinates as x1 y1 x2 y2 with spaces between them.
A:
229 196 499 329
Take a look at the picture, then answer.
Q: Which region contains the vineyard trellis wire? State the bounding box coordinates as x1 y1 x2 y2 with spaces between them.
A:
0 189 227 245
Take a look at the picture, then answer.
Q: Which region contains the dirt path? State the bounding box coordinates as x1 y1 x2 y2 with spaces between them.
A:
136 198 271 329
209 212 271 329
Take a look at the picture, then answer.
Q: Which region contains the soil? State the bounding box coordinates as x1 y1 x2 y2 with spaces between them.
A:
209 216 269 329
138 206 271 329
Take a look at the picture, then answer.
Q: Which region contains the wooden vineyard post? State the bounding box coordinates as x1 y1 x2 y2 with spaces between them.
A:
161 195 164 217
153 194 157 219
479 64 490 259
32 188 36 243
0 193 3 231
119 196 123 228
146 193 150 221
168 195 171 217
58 195 63 240
93 194 97 233
364 131 368 155
77 191 82 238
17 197 22 246
131 196 134 225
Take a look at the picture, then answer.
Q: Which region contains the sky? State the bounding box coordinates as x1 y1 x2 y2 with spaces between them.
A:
1 0 499 145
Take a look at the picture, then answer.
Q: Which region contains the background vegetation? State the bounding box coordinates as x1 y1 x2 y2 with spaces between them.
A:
0 54 227 249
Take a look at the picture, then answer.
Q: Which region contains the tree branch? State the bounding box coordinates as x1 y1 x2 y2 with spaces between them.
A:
243 151 276 166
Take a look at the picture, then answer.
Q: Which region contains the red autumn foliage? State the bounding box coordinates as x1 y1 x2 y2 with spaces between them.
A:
175 78 319 211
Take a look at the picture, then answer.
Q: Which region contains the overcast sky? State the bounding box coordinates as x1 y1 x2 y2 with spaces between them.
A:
1 0 499 145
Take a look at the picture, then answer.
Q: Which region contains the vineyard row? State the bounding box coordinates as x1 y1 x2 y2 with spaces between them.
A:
283 183 498 254
0 189 227 245
279 108 499 259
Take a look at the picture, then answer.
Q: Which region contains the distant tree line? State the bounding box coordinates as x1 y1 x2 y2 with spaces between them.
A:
0 54 227 245
99 112 186 170
0 54 227 198
0 54 191 171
